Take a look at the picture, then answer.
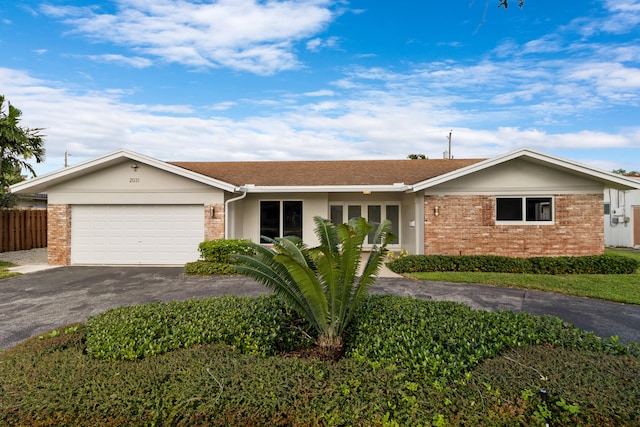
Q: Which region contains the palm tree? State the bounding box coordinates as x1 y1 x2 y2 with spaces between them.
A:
0 95 45 199
233 216 393 354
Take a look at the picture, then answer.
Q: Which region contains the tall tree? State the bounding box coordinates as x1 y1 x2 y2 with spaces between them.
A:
0 95 45 206
233 216 393 356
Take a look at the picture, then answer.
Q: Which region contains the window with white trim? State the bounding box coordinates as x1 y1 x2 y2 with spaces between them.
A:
330 203 399 244
496 197 553 223
260 200 302 243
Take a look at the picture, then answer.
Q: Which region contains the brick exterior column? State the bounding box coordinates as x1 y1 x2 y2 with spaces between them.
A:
47 204 72 265
204 203 225 241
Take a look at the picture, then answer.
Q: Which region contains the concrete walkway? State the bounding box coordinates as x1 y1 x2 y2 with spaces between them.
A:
1 267 639 351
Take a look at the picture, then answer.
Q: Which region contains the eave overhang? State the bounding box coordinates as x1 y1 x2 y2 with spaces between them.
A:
239 183 411 193
411 147 640 192
10 149 238 194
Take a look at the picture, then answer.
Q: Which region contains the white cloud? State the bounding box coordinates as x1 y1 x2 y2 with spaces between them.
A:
304 89 335 97
567 62 640 100
41 0 336 75
87 54 153 68
568 0 640 36
306 36 340 51
209 101 237 111
3 11 640 179
522 34 564 54
602 0 640 33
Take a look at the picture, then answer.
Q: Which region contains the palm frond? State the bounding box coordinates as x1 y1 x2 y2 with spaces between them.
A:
273 252 329 334
313 216 339 253
233 245 322 333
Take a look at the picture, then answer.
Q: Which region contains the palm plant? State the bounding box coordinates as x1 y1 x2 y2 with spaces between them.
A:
233 216 393 353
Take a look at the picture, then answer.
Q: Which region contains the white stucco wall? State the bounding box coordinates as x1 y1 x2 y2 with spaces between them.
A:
428 158 604 195
47 160 224 205
235 193 329 246
229 191 416 251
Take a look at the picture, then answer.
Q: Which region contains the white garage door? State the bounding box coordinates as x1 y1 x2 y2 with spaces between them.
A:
71 205 204 265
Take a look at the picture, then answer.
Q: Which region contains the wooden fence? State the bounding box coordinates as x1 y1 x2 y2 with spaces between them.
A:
0 209 47 252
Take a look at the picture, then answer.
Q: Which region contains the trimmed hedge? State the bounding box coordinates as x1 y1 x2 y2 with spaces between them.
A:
198 238 254 263
387 254 639 275
185 239 255 276
184 260 238 275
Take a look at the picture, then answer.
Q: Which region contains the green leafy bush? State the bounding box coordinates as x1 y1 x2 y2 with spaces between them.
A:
387 254 639 275
5 296 639 426
198 239 254 263
184 260 238 275
85 295 310 360
184 239 255 275
346 295 637 382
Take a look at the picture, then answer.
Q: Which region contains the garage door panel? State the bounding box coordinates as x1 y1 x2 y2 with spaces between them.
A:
71 205 204 265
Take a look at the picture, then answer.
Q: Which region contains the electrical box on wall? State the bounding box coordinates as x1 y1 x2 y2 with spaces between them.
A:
611 208 625 217
612 216 631 224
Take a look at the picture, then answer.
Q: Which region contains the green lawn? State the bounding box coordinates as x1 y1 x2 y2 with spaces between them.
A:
407 249 640 305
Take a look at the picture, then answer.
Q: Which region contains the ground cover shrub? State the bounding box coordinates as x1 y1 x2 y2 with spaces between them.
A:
85 295 311 360
388 253 639 275
2 295 639 426
438 345 640 426
346 295 638 384
184 239 254 275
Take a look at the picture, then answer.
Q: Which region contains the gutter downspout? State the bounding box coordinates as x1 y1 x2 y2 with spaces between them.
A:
224 187 248 239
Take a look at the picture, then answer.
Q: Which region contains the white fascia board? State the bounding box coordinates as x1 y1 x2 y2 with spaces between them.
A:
242 184 411 194
412 147 640 192
10 149 237 194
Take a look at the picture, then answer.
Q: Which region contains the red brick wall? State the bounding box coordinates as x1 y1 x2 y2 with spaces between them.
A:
424 194 604 257
47 204 71 265
204 203 225 241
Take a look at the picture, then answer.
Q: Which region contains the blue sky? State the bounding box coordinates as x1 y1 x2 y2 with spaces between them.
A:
1 0 639 176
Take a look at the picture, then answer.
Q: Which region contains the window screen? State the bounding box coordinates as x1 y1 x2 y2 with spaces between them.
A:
260 201 280 242
526 198 552 221
330 205 343 225
386 205 400 244
496 198 523 221
283 201 303 238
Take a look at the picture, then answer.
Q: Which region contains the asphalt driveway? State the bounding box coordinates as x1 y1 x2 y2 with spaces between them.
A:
1 266 639 351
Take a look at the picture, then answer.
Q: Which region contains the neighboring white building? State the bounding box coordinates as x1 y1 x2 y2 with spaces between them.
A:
604 180 640 248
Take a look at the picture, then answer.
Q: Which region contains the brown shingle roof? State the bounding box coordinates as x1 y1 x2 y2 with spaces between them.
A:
170 158 485 187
